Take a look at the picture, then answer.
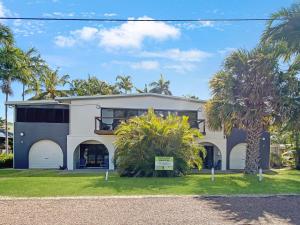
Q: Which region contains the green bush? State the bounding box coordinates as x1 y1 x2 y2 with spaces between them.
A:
0 154 13 168
114 109 205 177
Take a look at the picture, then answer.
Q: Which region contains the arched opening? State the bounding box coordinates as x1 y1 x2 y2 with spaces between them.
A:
200 142 222 170
230 143 247 169
29 140 63 169
73 140 109 169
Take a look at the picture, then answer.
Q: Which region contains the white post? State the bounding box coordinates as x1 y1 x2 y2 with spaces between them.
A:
211 167 215 182
259 168 263 182
105 170 109 181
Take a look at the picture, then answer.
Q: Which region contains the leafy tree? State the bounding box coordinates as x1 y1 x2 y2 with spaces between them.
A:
205 48 280 174
31 68 70 100
70 75 120 96
149 74 172 95
114 109 205 177
115 75 133 94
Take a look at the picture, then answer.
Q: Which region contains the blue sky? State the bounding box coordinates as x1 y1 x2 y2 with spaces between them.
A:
0 0 295 121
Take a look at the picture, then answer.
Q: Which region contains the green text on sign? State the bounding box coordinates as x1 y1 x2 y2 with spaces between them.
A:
155 157 174 170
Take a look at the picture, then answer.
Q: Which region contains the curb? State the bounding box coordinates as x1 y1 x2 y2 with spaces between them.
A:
0 194 299 200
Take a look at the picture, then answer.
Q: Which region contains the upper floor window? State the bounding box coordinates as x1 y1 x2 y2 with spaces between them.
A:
16 107 69 123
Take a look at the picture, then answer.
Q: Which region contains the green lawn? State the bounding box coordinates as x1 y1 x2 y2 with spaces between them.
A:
0 169 299 197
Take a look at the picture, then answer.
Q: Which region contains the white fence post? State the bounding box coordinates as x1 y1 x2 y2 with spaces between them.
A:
258 168 263 182
211 167 215 182
105 170 109 181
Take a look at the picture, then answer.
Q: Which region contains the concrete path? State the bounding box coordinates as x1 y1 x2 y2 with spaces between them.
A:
0 196 299 225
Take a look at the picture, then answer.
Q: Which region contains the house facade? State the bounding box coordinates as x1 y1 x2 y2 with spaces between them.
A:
7 93 270 170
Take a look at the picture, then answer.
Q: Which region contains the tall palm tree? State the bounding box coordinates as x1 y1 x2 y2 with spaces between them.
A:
31 68 70 100
149 74 172 95
0 46 25 153
0 24 13 47
261 3 300 70
115 75 133 94
205 48 280 174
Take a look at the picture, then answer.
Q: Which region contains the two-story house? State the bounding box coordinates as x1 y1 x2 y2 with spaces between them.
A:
7 93 270 170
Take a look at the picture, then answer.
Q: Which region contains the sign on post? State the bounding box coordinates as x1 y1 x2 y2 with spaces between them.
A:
155 156 174 170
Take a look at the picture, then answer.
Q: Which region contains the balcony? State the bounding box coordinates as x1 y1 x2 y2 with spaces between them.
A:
94 116 206 135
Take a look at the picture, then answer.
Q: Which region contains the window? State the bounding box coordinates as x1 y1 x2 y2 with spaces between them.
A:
16 107 69 123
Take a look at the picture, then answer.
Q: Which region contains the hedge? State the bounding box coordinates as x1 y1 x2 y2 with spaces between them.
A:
0 154 13 168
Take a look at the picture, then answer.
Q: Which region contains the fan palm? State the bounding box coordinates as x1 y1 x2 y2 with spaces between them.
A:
149 74 172 95
205 48 280 174
115 75 133 94
0 24 13 47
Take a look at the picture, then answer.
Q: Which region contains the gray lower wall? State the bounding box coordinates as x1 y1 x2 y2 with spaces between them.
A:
226 128 270 169
14 122 69 169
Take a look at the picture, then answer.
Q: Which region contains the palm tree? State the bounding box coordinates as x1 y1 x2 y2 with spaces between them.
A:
0 46 25 153
261 3 300 70
31 68 70 100
149 74 172 95
21 48 46 100
205 48 280 174
135 84 149 93
0 24 13 47
115 75 133 94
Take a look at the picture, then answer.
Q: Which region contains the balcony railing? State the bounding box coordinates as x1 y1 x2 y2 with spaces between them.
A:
95 116 206 135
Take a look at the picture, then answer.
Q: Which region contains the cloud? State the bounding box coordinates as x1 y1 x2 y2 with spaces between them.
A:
0 1 5 17
104 13 117 17
71 26 98 41
98 16 180 49
130 61 159 70
164 62 197 73
218 47 236 55
54 17 180 49
54 35 76 47
198 21 215 27
140 49 212 62
43 12 75 17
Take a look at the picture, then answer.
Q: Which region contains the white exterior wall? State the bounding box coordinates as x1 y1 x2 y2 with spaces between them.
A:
66 95 227 170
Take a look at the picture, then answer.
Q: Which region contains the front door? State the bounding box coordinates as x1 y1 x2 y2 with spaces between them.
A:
80 144 109 168
204 146 214 169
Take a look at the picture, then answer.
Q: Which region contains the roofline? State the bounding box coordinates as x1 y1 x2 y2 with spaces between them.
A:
5 100 63 106
56 93 206 103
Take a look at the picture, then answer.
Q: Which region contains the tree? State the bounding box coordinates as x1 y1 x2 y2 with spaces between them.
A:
115 75 133 94
205 48 280 174
149 74 172 95
0 24 13 47
261 3 300 71
114 109 205 177
70 75 119 96
0 46 26 153
262 3 300 169
135 84 149 93
31 68 70 100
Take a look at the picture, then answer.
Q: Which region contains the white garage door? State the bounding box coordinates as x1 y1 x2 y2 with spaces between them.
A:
230 143 247 169
29 140 63 169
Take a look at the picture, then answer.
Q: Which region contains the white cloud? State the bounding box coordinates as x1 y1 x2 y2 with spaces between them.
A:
0 1 5 17
198 21 215 27
71 26 98 41
218 47 236 55
164 62 197 73
140 49 212 62
104 13 117 17
54 35 76 47
130 61 159 70
54 17 180 49
99 16 180 49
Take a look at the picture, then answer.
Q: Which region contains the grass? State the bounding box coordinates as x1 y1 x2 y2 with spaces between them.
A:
0 169 299 197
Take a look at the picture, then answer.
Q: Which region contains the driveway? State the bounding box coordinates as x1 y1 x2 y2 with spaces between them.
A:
0 196 299 225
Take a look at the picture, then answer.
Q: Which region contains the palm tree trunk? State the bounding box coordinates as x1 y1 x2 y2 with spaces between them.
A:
245 125 263 174
295 131 300 170
22 83 25 101
5 93 8 154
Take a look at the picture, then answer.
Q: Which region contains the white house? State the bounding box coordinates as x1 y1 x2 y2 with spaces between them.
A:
7 93 270 171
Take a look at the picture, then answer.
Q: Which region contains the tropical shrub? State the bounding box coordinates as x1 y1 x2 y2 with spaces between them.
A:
0 153 13 168
114 109 205 177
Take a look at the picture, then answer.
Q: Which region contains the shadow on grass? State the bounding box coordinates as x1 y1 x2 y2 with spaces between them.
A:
196 195 300 224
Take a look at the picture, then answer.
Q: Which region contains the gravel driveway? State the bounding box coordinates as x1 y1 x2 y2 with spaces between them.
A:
0 196 299 225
